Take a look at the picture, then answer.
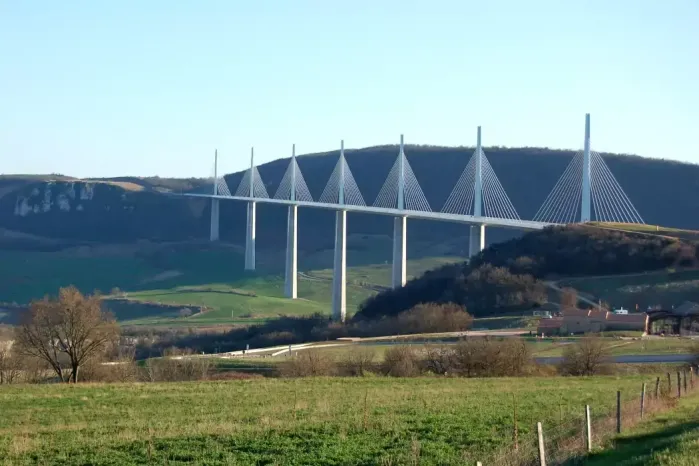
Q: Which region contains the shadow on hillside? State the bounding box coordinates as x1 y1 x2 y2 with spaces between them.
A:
572 419 699 465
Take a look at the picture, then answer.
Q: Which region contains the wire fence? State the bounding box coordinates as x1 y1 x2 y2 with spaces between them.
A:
480 365 697 465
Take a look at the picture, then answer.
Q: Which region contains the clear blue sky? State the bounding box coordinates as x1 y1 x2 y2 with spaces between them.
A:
1 0 697 178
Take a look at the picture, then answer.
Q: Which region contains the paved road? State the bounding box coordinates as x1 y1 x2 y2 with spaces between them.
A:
536 354 695 365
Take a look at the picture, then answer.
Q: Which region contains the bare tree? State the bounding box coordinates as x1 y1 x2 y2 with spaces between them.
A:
559 336 610 376
14 286 119 383
0 342 22 384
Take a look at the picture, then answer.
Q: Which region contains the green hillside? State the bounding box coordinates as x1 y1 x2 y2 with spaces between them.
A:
0 240 462 327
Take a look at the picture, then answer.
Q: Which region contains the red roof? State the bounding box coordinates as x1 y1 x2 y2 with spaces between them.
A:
606 313 648 323
562 308 591 318
538 318 564 328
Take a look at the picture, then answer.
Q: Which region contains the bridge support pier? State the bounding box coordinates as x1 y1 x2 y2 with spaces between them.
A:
245 201 256 271
332 210 347 322
392 216 407 288
210 199 220 242
284 205 298 299
468 224 485 258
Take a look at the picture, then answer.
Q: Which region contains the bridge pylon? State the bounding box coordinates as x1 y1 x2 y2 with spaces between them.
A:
275 144 314 299
233 147 269 271
210 149 220 242
534 113 644 224
441 126 520 257
373 134 431 288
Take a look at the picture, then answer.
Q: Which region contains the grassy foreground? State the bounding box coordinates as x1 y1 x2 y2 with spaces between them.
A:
585 388 699 465
0 376 660 465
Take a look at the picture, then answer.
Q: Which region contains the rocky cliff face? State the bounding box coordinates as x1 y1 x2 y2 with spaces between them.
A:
13 181 97 217
0 180 210 244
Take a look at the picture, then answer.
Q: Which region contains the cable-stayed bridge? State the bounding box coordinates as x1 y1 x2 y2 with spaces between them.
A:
180 114 644 322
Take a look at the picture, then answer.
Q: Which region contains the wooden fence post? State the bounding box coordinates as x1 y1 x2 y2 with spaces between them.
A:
654 377 661 399
640 383 646 419
537 422 546 466
513 393 519 451
585 405 592 452
677 372 682 398
691 367 695 389
684 370 688 394
667 372 672 395
616 391 622 434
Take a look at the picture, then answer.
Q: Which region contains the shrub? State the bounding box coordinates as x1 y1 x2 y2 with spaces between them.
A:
422 345 455 375
80 357 142 383
145 348 212 382
339 347 376 376
0 344 22 384
451 338 533 377
559 336 611 376
279 350 336 377
382 346 421 377
394 303 473 334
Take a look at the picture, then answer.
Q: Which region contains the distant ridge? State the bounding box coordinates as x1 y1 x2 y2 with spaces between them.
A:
2 146 699 249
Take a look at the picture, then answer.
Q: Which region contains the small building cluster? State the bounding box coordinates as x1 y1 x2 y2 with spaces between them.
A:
647 301 699 335
537 308 648 335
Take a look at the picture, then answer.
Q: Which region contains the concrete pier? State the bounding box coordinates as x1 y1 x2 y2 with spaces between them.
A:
245 201 256 270
284 205 298 298
391 216 407 288
210 199 220 242
469 224 485 258
331 210 347 322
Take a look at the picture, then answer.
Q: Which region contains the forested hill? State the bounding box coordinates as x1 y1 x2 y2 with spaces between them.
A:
355 224 699 320
1 146 698 248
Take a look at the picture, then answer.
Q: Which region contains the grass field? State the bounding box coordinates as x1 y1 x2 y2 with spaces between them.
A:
310 256 463 288
560 268 699 310
0 376 663 465
588 222 699 242
584 388 699 465
530 338 698 357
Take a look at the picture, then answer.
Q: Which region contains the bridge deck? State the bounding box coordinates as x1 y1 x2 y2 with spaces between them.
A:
178 193 555 231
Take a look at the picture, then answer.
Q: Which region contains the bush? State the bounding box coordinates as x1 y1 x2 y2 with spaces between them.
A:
382 346 421 377
339 348 376 376
451 338 533 377
279 350 336 377
145 348 212 382
80 357 142 383
0 344 22 384
423 345 454 375
394 303 473 334
559 337 611 376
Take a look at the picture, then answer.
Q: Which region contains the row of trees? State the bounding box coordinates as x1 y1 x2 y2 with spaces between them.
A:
279 336 616 378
